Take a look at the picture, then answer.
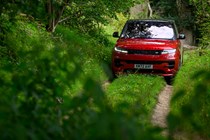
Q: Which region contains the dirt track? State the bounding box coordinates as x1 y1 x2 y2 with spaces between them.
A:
151 85 173 134
151 84 207 140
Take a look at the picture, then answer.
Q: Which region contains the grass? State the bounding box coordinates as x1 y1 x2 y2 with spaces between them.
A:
106 74 165 117
169 49 210 139
173 49 210 104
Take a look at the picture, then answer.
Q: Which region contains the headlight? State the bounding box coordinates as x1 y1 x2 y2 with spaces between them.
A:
114 47 128 53
161 49 176 54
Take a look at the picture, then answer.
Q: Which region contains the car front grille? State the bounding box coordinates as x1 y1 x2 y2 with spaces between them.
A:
125 60 174 65
128 50 162 55
114 59 175 69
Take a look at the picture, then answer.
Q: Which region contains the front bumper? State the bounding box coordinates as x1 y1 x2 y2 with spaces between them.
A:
112 52 179 76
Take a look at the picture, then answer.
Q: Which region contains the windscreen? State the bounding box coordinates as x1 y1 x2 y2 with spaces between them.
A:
121 21 175 39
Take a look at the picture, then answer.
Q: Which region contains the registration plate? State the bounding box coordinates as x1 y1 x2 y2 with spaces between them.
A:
134 64 153 69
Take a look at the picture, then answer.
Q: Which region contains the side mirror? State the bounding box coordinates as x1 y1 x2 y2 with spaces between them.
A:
113 32 119 38
178 34 185 39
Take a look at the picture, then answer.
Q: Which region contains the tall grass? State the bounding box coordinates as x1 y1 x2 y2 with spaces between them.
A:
106 74 165 118
168 49 210 139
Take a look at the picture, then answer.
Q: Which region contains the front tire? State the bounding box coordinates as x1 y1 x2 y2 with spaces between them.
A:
164 76 174 85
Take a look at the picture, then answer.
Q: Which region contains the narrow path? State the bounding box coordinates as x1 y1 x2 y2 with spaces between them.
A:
151 85 173 134
104 81 174 135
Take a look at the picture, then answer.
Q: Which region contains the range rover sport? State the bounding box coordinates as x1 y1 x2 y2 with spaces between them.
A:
112 19 185 82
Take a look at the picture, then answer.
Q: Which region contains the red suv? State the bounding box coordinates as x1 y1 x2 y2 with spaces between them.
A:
112 19 185 82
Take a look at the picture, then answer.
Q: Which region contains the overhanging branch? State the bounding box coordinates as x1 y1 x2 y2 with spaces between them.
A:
58 16 71 23
147 1 153 18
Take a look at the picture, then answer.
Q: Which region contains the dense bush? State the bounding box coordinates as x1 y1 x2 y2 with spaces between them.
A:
0 18 167 140
168 49 210 139
0 20 105 139
0 20 79 139
54 26 113 84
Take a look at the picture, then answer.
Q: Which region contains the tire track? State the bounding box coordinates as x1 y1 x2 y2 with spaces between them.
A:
151 85 173 135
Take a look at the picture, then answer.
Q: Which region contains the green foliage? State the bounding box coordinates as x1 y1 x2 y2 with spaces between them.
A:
151 0 210 48
0 20 77 139
61 0 135 34
190 0 210 48
0 18 168 140
168 50 210 139
54 25 113 65
109 13 129 32
5 1 210 139
0 12 14 47
150 0 195 29
0 0 137 33
52 25 113 94
102 13 129 45
0 19 99 139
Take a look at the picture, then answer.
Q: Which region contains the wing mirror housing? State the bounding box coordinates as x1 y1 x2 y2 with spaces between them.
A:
113 32 119 38
178 34 185 39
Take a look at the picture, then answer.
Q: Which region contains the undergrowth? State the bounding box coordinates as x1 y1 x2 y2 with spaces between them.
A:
0 19 166 140
169 49 210 139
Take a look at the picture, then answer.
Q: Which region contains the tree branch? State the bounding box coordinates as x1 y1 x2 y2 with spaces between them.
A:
58 16 71 23
147 1 153 18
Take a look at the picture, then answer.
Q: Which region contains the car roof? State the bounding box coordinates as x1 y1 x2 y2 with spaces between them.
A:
126 19 175 23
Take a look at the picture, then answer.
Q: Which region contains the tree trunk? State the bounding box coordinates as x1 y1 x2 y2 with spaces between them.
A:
46 0 67 32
